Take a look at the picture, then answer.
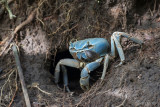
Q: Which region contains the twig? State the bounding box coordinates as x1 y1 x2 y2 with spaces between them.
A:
61 24 78 34
115 95 127 107
96 89 110 96
8 70 18 107
0 32 14 56
0 9 37 56
36 0 47 27
53 2 70 13
122 4 127 30
0 69 14 103
49 9 71 35
149 8 153 16
0 0 15 19
119 71 128 88
12 44 31 107
153 0 156 14
13 9 37 35
0 28 13 31
0 37 8 46
36 86 52 95
29 82 52 95
0 70 12 79
4 0 16 19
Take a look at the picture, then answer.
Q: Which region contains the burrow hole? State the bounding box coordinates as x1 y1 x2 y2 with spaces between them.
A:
50 50 102 94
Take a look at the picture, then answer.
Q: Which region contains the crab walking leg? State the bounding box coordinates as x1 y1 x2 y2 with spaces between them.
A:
61 65 70 92
110 32 123 58
80 58 103 90
111 32 143 67
101 54 110 80
111 34 125 67
116 32 143 45
54 59 80 90
111 36 116 58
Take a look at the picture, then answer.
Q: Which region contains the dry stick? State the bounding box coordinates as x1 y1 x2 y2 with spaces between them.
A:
123 5 127 30
0 37 8 46
153 0 156 14
61 24 78 34
0 69 14 103
0 70 12 79
49 9 71 35
0 9 37 56
8 70 18 107
119 71 128 88
30 82 52 95
12 44 31 107
115 95 127 107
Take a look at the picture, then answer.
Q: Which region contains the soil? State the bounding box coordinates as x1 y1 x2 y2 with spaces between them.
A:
0 0 160 107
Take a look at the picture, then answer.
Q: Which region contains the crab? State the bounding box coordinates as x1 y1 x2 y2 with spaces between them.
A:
54 32 143 92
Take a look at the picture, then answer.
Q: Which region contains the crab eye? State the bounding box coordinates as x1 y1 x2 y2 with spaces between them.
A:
83 42 94 49
83 44 94 49
70 47 76 51
87 44 94 49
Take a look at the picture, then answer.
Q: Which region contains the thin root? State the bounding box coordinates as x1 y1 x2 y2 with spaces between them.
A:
115 95 127 107
30 82 52 95
8 70 18 107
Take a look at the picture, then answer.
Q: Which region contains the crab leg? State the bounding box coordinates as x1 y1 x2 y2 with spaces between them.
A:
116 32 143 45
111 32 143 67
111 36 116 58
54 59 80 92
101 54 110 80
61 65 70 92
80 58 103 90
113 35 125 67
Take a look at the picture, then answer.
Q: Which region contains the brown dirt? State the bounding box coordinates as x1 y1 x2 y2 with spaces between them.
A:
0 0 160 107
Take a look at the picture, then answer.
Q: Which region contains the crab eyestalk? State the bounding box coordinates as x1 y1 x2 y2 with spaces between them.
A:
80 75 90 91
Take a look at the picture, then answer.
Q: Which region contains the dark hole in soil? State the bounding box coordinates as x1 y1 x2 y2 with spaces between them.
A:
50 50 102 94
28 0 35 5
134 0 160 15
130 78 134 83
50 50 82 93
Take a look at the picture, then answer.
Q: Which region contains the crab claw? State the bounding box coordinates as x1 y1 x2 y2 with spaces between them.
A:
80 76 90 91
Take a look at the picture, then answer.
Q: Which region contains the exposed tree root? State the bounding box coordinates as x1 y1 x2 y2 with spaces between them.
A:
0 9 37 56
28 82 52 95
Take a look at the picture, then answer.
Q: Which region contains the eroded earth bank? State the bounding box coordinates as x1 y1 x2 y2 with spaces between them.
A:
0 0 160 107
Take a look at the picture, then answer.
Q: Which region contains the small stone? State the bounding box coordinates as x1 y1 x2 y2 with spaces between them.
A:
150 57 154 59
137 74 142 79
